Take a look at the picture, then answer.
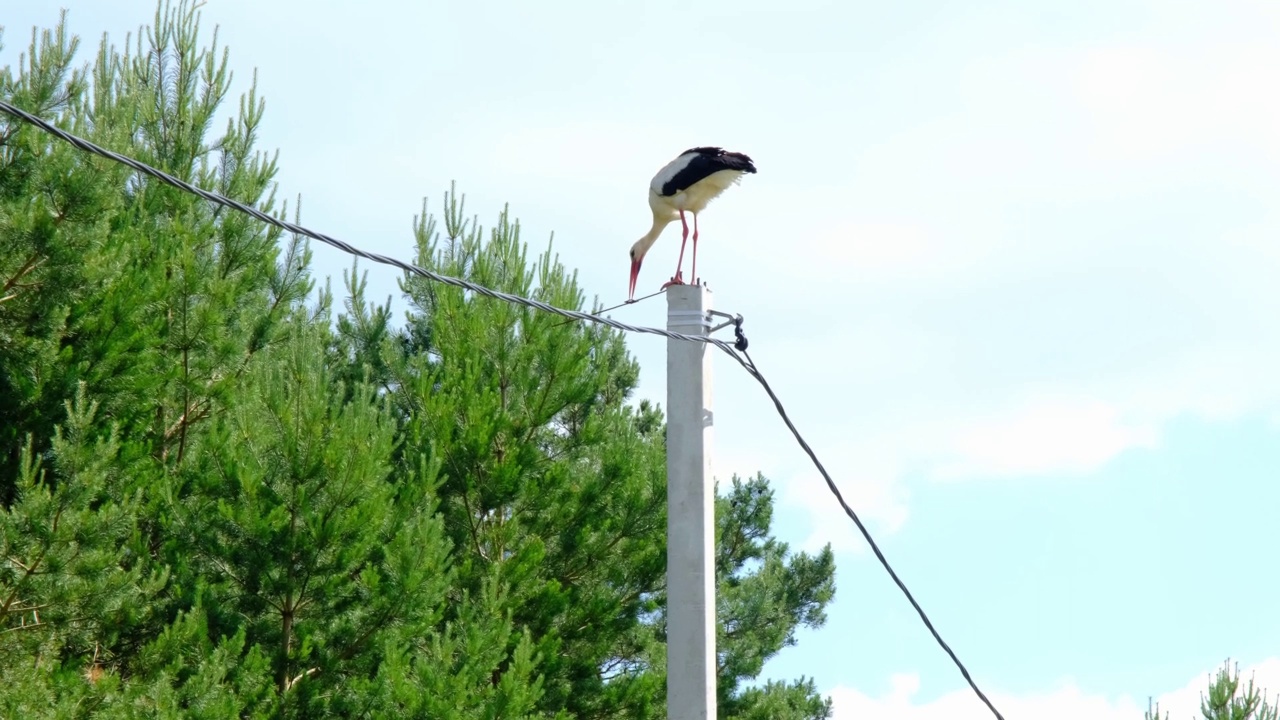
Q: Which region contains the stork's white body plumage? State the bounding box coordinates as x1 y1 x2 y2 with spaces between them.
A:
628 146 757 300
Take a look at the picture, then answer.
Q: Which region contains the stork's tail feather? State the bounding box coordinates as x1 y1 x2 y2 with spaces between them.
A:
720 151 757 174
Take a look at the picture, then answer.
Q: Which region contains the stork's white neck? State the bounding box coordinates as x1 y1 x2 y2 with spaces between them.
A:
631 212 672 261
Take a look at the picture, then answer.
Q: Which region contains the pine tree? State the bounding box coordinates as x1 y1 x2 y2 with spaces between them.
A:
717 474 836 719
3 3 837 715
0 13 124 505
0 10 170 714
7 3 337 712
335 185 837 718
1147 661 1278 720
3 6 559 714
168 318 545 717
0 385 164 717
385 189 669 718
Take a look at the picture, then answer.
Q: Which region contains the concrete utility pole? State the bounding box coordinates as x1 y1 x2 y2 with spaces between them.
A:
665 283 716 720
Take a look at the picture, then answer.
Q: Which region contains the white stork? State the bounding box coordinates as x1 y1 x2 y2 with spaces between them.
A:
628 146 757 300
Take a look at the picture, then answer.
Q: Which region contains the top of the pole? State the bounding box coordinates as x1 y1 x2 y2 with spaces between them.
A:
666 284 712 333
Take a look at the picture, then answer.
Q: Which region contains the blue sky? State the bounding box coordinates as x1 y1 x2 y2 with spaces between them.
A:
6 0 1280 716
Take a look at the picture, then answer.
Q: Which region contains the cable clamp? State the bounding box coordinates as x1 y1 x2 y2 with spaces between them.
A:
707 310 749 351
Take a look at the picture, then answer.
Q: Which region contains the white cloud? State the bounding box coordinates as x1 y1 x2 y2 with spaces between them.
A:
934 395 1160 481
768 427 921 550
756 29 1280 544
831 658 1280 720
781 459 910 555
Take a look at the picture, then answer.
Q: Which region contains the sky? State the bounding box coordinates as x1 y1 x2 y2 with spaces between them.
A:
5 0 1280 717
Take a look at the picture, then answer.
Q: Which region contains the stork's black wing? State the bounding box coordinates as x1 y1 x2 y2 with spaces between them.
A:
658 147 758 197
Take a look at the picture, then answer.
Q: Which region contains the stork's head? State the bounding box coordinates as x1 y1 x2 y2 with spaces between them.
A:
628 213 671 301
627 242 646 301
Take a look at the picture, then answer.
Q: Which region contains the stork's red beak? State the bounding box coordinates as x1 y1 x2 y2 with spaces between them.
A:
628 257 642 301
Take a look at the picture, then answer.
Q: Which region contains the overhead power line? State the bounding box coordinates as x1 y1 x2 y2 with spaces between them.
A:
0 102 732 353
735 348 1005 719
0 99 1006 720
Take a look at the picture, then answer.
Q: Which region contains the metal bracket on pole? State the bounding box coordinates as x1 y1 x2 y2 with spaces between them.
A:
706 309 742 335
707 309 749 352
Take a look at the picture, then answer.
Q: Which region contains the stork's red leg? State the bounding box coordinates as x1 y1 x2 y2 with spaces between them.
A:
691 213 700 285
672 210 689 283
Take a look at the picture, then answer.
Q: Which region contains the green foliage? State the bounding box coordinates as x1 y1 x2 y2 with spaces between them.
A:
1 3 836 716
1198 663 1279 720
0 385 164 717
1147 661 1278 720
173 323 415 713
0 14 121 505
1 0 308 501
717 475 835 719
379 186 670 718
328 184 836 718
